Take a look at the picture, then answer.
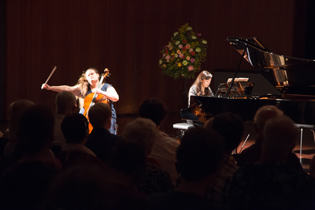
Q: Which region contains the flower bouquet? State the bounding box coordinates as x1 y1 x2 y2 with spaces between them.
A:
159 23 208 79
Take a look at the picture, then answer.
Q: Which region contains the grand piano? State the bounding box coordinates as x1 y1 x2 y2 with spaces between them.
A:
190 37 315 124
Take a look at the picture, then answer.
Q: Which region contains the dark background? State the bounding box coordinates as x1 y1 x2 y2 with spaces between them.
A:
1 0 314 132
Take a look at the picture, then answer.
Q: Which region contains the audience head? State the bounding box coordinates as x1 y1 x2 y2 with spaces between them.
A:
138 98 168 127
88 103 111 130
109 141 146 185
55 91 77 115
205 112 244 153
8 99 35 141
261 114 297 162
16 105 55 155
254 105 283 137
61 113 89 144
176 127 225 182
46 164 112 210
122 118 158 156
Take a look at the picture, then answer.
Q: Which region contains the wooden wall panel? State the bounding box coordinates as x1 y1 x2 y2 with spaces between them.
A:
3 0 306 123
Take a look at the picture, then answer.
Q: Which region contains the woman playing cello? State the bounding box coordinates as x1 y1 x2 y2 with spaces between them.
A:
41 67 119 134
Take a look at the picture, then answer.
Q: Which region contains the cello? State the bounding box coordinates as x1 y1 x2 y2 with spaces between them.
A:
82 68 110 133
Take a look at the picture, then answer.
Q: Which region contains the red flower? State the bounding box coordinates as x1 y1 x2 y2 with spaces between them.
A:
190 51 196 56
182 39 187 44
165 49 169 54
182 46 187 51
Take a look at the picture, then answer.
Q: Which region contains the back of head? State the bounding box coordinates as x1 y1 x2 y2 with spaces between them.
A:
122 117 157 155
254 105 283 134
47 164 111 210
55 91 77 115
205 112 244 152
16 105 55 155
176 127 225 182
8 99 35 140
88 103 111 129
109 141 146 184
138 98 168 127
261 114 297 161
61 113 89 144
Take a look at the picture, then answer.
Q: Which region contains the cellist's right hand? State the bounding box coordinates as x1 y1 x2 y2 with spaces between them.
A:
41 83 50 90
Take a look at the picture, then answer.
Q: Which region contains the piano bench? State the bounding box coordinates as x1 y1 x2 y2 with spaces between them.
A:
295 124 315 164
173 123 194 139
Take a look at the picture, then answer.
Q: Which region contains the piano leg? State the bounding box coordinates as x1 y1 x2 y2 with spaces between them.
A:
300 128 304 164
296 124 315 164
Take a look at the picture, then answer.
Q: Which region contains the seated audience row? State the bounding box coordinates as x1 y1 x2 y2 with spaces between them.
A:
2 95 315 210
230 114 315 210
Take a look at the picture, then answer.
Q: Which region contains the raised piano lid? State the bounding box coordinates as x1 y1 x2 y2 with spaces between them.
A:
227 37 315 98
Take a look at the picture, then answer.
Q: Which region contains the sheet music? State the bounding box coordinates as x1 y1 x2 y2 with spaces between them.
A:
227 77 249 83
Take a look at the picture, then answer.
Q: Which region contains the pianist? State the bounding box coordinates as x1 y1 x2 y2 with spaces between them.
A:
181 70 214 125
187 70 214 107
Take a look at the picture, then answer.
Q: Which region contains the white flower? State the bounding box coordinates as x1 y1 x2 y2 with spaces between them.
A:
202 40 207 44
183 60 188 66
196 47 201 52
192 35 197 40
174 32 178 36
175 41 180 45
159 59 162 65
186 26 192 31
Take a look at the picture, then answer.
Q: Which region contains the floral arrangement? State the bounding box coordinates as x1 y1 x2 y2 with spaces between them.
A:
159 23 208 79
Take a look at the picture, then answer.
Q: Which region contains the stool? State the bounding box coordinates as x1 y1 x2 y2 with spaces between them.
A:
295 124 315 164
173 122 194 139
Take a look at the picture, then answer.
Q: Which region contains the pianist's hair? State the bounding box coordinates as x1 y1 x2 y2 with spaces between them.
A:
192 70 213 97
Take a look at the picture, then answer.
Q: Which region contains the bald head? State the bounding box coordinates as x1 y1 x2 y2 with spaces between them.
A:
254 105 283 135
122 118 158 155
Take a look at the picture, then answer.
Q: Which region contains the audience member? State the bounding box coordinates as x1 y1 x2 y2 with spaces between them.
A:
3 99 35 158
0 105 60 210
148 127 226 210
204 112 244 207
229 114 315 210
0 102 13 159
43 165 116 210
108 141 149 209
57 113 105 169
122 118 174 196
53 91 77 149
138 98 179 185
0 101 13 139
85 103 121 163
236 105 303 171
